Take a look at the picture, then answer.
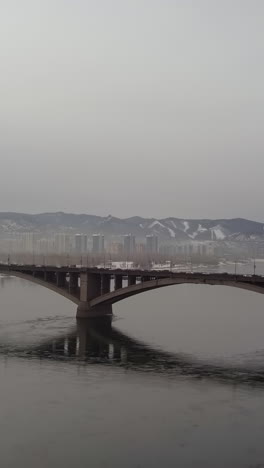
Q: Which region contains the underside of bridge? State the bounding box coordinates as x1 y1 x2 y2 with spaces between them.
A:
1 266 264 318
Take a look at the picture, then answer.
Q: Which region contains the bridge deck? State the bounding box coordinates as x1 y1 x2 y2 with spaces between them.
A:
0 264 264 283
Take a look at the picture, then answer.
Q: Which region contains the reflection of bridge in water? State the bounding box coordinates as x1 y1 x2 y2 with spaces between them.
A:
9 317 264 386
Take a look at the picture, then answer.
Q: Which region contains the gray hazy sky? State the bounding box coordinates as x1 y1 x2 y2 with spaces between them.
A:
1 0 263 220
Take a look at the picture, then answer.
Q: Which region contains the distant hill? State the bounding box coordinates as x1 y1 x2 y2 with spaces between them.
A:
0 212 263 242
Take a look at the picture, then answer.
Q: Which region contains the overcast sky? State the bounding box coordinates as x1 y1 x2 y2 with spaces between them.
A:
0 0 263 220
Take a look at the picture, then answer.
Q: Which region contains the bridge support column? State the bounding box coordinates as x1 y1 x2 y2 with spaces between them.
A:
142 276 151 282
101 275 111 295
44 271 56 283
128 276 136 286
56 272 66 288
114 275 123 290
80 273 101 302
33 271 44 279
69 272 79 293
77 303 113 319
77 273 112 318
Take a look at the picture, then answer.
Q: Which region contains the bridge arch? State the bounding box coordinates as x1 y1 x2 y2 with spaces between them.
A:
4 271 80 306
89 277 264 309
2 266 264 318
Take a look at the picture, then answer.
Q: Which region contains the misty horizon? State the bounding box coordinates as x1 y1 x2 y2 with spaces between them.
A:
0 209 264 224
1 0 264 220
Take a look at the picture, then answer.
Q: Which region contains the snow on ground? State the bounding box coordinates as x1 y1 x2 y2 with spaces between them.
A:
98 261 135 269
151 262 171 270
210 226 226 240
198 224 207 232
151 263 212 272
188 223 207 239
182 221 189 232
167 227 176 238
148 220 165 229
188 232 198 239
0 221 26 231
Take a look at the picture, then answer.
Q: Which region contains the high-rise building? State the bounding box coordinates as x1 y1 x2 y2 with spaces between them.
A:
136 243 145 254
75 234 87 254
108 242 123 255
146 235 158 255
197 243 207 256
92 235 100 253
92 234 105 254
188 244 193 255
159 244 176 256
123 234 136 256
54 233 71 253
19 232 38 253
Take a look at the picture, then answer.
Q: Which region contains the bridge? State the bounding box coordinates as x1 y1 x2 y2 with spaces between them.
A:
1 264 264 318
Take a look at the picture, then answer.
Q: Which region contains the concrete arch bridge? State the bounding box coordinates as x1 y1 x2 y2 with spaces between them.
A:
0 264 264 318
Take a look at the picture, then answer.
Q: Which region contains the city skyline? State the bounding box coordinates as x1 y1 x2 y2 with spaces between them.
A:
0 229 261 263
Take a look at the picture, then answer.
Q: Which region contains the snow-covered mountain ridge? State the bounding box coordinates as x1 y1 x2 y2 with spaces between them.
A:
0 212 263 242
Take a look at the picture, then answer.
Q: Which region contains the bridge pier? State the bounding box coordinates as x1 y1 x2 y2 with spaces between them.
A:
80 273 101 301
115 275 123 290
44 271 56 283
69 272 79 293
33 271 45 279
101 274 111 295
77 303 113 319
56 272 66 288
142 276 151 283
77 273 113 318
128 276 136 286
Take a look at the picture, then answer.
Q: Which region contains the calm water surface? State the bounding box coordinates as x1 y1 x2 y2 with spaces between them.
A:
1 264 264 467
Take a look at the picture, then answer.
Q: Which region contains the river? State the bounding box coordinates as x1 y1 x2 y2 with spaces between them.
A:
1 262 264 467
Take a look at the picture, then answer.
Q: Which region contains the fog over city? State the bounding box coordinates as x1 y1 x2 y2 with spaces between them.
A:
1 0 263 220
